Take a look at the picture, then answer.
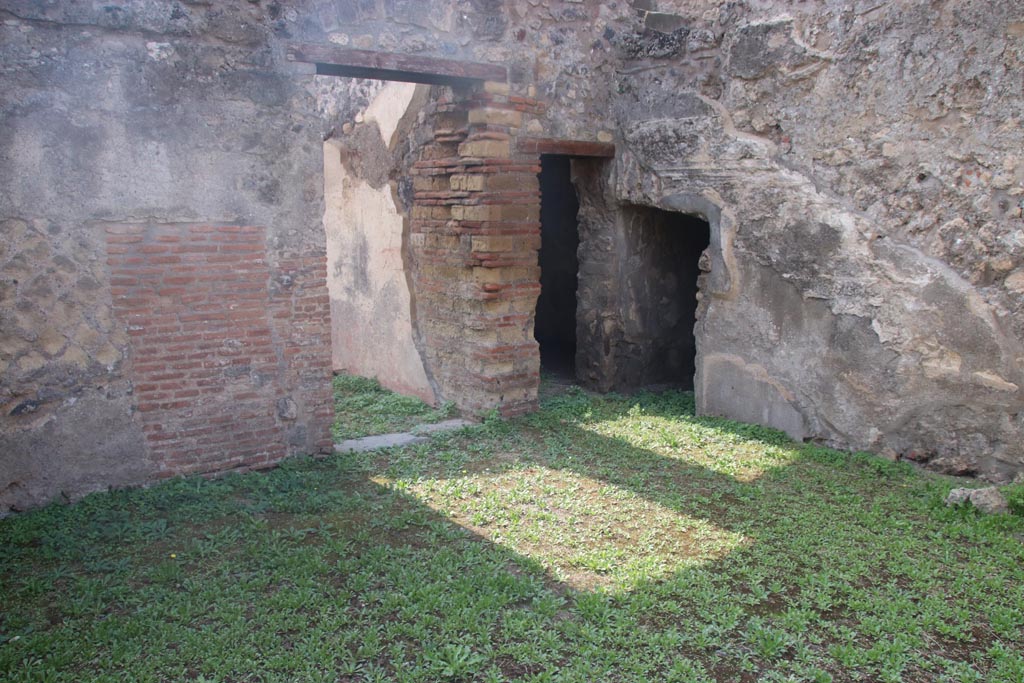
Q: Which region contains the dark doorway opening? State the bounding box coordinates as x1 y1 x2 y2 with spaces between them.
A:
535 155 581 379
623 207 710 391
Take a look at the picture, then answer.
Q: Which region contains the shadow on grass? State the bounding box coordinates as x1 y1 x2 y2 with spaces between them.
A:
364 389 1024 680
1 390 1023 682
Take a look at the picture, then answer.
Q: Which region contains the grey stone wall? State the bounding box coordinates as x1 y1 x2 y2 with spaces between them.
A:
608 1 1024 481
2 0 1022 513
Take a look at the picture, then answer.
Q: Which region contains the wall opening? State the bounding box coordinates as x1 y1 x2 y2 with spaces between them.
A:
623 207 710 391
323 80 436 405
534 155 581 379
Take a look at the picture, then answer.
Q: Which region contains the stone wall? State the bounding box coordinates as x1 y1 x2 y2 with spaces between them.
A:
0 1 346 511
2 0 1023 513
1 0 610 511
608 0 1024 481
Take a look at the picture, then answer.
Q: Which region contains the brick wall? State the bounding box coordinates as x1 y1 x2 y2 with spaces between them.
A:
409 83 545 416
107 224 332 479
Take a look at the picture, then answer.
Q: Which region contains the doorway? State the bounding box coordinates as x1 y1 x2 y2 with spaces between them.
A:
534 155 581 379
623 207 710 390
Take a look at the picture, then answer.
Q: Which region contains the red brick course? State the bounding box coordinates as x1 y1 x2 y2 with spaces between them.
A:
409 86 545 415
108 224 333 479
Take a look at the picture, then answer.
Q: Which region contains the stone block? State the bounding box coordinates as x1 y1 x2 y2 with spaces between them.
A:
458 139 511 158
38 327 66 356
483 80 511 95
452 204 497 221
644 12 687 34
945 487 1009 514
498 326 530 344
413 176 449 192
484 173 539 192
468 108 523 128
471 265 538 285
423 234 463 251
470 234 540 253
413 205 453 220
496 204 540 222
451 174 486 192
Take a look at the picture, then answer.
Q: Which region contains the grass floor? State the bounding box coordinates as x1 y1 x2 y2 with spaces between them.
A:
2 387 1023 682
331 374 453 442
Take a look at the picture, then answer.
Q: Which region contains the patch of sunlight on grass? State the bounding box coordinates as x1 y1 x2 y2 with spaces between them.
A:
398 465 749 592
581 412 802 483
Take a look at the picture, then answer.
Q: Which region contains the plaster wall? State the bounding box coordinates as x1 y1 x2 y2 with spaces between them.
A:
324 82 435 403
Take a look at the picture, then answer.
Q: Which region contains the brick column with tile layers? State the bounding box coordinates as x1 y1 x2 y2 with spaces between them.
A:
410 82 545 416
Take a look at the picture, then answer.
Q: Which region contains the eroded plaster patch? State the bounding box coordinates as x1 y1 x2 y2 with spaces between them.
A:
324 82 434 404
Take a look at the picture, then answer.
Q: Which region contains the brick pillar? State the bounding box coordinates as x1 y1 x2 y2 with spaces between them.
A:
410 83 546 416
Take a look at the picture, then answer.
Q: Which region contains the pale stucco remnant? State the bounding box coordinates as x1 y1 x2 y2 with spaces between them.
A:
323 82 435 404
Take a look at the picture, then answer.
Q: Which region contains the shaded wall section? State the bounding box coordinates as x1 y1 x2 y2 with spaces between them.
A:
574 162 709 394
619 208 709 390
535 155 580 375
324 81 435 404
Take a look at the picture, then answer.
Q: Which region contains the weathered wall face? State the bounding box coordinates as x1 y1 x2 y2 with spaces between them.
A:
324 81 435 403
0 1 346 511
608 0 1024 481
3 0 1023 512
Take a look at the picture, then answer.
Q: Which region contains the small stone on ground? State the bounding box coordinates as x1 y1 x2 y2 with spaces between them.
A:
335 433 428 453
945 486 1009 515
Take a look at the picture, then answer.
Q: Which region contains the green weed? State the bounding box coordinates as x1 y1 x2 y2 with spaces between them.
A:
331 373 454 440
2 389 1022 681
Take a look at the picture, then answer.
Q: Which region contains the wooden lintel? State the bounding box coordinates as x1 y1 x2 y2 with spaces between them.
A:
517 138 616 158
287 44 507 86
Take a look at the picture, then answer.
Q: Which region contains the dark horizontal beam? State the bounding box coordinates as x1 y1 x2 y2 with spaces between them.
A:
312 63 476 86
517 138 616 158
287 43 507 86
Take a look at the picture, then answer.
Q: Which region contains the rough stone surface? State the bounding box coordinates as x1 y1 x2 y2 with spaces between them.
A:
945 487 1010 515
604 2 1024 482
334 432 428 453
335 417 475 452
3 0 1024 512
410 418 476 435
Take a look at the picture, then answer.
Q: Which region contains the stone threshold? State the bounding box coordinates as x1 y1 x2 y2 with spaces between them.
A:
333 419 477 453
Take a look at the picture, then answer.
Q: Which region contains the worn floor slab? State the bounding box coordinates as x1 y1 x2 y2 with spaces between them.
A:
410 418 476 435
335 418 477 453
